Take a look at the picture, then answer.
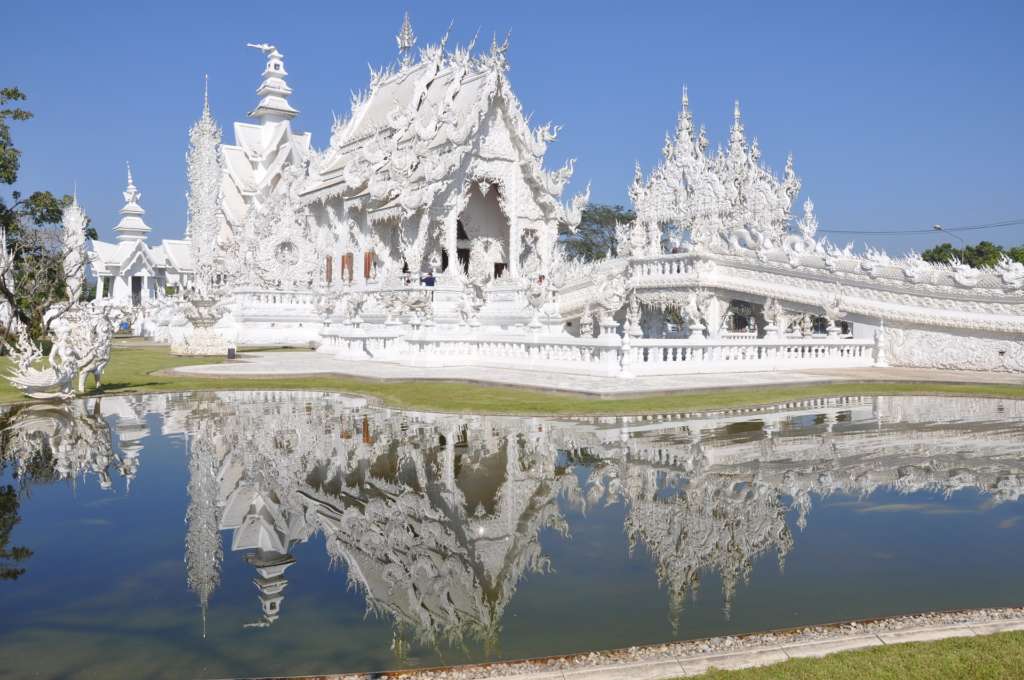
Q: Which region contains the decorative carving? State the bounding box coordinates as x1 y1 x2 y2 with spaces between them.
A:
6 199 123 398
186 79 224 295
3 326 77 400
631 91 801 253
171 294 229 356
886 326 1024 373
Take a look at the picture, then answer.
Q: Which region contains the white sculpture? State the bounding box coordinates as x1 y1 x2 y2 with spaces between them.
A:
5 198 124 398
186 76 224 296
4 326 77 400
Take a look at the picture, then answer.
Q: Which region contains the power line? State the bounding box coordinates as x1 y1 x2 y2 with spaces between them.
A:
819 218 1024 236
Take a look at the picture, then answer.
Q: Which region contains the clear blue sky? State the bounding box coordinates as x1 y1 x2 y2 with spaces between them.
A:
4 0 1023 254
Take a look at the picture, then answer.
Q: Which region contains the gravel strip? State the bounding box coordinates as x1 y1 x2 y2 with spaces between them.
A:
231 606 1024 680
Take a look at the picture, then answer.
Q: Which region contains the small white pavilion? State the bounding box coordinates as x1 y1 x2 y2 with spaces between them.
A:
89 164 193 305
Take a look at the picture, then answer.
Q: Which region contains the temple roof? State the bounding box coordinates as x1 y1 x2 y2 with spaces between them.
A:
113 163 153 242
301 25 587 227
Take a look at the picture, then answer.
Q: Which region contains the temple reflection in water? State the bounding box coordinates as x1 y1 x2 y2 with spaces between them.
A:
3 392 1023 649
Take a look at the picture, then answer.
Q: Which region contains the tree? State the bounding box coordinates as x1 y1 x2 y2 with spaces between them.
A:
0 87 96 341
0 405 60 581
921 242 961 265
963 241 1006 269
559 203 635 262
922 240 1023 269
0 484 31 580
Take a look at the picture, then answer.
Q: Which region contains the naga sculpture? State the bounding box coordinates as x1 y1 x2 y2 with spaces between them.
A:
4 198 126 399
4 327 77 400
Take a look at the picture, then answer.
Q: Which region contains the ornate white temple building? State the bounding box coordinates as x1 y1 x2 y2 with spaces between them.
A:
89 165 193 306
83 15 1024 375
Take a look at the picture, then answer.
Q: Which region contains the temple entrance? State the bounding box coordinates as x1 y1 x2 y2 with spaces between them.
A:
457 183 510 281
131 276 143 306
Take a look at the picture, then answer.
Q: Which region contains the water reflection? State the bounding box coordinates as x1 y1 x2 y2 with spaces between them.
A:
2 392 1024 660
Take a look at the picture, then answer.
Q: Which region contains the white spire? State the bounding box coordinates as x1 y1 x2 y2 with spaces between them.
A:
396 12 417 66
186 78 224 293
61 191 89 301
729 99 746 152
246 43 299 122
203 73 210 115
113 162 152 242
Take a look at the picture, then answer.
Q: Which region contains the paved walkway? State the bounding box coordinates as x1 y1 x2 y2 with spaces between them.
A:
169 351 1023 396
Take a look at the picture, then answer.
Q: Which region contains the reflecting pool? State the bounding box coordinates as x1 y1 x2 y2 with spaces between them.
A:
1 392 1023 679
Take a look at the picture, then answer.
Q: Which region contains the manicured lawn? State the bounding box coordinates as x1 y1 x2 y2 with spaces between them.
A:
690 630 1024 679
1 345 1022 415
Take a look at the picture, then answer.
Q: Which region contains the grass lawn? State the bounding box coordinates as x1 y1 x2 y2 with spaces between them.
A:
1 345 1022 415
690 630 1024 679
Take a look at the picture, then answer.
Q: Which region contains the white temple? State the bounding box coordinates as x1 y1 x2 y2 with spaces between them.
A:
89 164 193 307
80 15 1024 375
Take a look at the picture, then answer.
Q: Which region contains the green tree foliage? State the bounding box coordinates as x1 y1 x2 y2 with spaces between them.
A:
559 203 635 262
0 406 61 581
0 87 97 339
0 88 72 236
921 242 959 264
921 240 1024 269
0 484 32 580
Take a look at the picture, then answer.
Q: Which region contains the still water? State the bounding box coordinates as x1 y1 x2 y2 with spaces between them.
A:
1 392 1023 679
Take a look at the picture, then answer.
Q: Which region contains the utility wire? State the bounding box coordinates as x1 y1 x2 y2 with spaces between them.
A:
819 218 1024 236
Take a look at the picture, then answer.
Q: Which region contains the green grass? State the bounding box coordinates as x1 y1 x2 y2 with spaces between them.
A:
1 345 1022 415
691 630 1024 679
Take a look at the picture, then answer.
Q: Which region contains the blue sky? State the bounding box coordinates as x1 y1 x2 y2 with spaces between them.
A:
4 0 1023 253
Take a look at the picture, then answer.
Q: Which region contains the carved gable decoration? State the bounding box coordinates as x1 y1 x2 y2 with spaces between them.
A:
632 92 800 251
477 107 517 161
233 164 322 289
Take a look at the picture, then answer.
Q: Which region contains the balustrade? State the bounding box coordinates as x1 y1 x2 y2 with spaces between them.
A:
320 324 876 376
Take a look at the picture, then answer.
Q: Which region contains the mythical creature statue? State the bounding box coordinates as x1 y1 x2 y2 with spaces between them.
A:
680 288 716 335
4 326 77 400
4 194 129 398
594 273 627 324
996 255 1024 290
761 297 784 333
73 305 128 392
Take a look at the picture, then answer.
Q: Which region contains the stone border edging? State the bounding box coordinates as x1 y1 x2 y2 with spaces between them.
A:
230 606 1024 680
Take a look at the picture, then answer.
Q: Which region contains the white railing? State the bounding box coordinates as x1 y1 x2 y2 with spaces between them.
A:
320 326 877 377
625 337 874 375
629 253 698 279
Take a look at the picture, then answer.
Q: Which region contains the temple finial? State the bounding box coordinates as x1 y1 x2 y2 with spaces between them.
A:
245 43 298 121
396 12 416 65
439 19 454 52
203 74 210 113
729 100 745 150
115 162 150 242
682 85 689 111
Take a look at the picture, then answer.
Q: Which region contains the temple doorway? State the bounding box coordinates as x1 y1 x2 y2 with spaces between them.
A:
131 276 143 306
457 183 510 280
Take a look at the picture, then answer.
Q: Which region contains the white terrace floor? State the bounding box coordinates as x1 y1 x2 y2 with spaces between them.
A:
169 350 1024 396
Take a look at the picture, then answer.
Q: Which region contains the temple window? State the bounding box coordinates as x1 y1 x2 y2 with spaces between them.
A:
342 252 354 281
